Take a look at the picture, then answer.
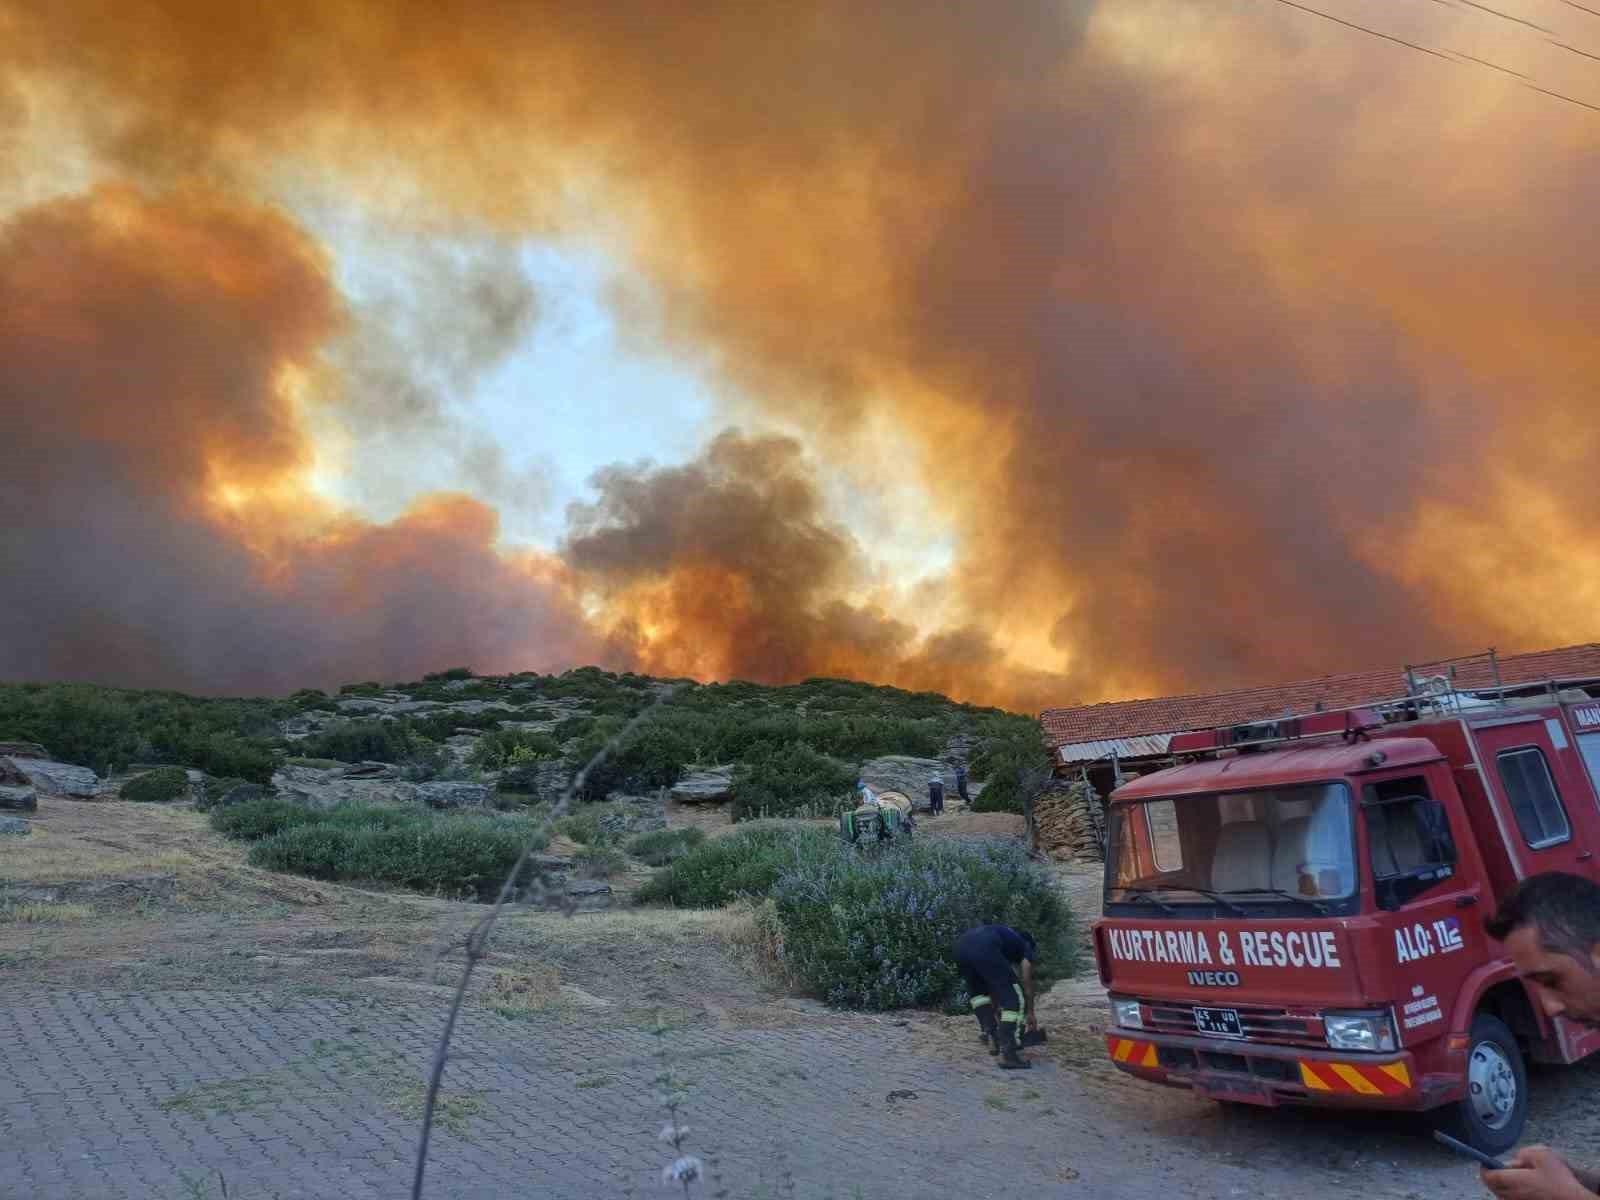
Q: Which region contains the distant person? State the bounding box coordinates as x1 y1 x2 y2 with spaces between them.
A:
954 923 1038 1070
928 774 945 815
1479 873 1600 1200
954 764 970 804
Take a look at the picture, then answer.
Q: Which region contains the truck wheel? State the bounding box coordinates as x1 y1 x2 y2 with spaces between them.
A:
1434 1014 1527 1155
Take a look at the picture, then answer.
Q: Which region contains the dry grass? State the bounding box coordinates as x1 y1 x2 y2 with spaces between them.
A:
0 901 94 924
0 797 241 884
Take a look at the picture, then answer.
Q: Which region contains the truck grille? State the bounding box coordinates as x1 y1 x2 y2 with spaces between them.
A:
1141 1000 1324 1048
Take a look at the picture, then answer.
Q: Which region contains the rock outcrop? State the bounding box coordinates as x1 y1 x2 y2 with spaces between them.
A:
0 757 38 812
415 781 488 809
0 814 30 836
669 768 734 804
9 757 99 799
859 756 952 803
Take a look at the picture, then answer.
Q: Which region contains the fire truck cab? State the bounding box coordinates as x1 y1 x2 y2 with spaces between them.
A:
1092 694 1600 1152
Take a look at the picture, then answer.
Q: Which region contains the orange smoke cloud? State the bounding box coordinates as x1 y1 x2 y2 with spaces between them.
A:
0 187 600 693
3 1 1599 710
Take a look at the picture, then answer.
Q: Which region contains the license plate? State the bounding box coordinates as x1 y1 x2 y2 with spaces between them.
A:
1194 1007 1243 1037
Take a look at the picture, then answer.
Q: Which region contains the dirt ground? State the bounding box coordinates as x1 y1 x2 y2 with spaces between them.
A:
6 796 1600 1200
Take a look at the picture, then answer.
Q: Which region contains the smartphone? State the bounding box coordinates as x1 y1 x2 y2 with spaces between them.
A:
1432 1130 1508 1171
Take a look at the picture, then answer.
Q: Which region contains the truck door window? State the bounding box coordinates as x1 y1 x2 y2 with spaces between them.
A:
1362 776 1457 908
1144 800 1182 872
1496 747 1571 849
1578 733 1600 804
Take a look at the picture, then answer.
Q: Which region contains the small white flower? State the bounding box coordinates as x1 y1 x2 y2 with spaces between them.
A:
658 1122 691 1144
661 1155 703 1186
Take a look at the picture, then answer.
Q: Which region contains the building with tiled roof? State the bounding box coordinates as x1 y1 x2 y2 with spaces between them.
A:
1040 644 1600 793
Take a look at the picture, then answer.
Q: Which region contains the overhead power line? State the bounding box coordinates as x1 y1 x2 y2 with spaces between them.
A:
1559 0 1600 20
1265 0 1600 115
1451 0 1554 35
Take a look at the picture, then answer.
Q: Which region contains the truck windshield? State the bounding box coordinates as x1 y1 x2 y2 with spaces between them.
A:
1106 783 1357 911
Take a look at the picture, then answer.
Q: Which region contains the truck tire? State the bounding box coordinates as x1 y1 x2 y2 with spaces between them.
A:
1433 1013 1527 1155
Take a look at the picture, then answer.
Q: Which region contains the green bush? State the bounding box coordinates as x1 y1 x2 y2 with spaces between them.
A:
295 720 416 764
195 776 254 811
625 826 706 867
211 796 325 841
573 719 694 800
771 839 1077 1010
120 766 190 803
248 814 548 900
574 843 627 879
634 825 836 908
215 799 551 900
967 716 1053 814
423 667 475 681
0 683 282 782
469 728 560 771
554 810 605 846
728 743 855 822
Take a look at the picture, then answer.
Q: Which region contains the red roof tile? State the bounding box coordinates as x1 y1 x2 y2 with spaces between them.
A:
1040 644 1600 749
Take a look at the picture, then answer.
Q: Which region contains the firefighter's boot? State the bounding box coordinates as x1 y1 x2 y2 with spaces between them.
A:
972 998 999 1055
996 1021 1031 1070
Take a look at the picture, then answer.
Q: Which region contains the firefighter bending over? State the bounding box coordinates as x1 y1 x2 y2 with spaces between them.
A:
955 923 1038 1070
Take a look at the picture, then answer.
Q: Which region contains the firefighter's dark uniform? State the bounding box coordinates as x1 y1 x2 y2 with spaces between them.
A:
955 924 1035 1068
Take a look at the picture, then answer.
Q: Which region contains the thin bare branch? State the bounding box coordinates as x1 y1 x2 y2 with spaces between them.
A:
410 687 680 1200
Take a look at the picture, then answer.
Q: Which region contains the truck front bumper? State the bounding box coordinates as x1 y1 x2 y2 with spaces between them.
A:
1105 1032 1447 1110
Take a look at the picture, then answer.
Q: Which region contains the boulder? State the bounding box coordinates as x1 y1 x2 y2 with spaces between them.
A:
416 781 488 809
216 782 268 808
272 763 414 811
0 757 38 811
670 768 734 804
858 756 953 804
0 814 30 836
10 757 99 799
0 741 49 759
339 762 398 780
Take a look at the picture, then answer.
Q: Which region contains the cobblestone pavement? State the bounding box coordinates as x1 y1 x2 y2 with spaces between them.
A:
2 982 1551 1200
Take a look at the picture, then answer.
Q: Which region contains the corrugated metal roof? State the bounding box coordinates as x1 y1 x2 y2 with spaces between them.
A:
1056 734 1172 765
1040 643 1600 750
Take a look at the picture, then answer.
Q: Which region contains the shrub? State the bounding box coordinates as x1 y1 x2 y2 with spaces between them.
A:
554 810 605 846
968 717 1053 814
634 825 836 908
195 776 254 811
120 766 190 803
247 813 548 900
727 743 855 822
423 667 475 681
295 720 416 764
771 839 1077 1011
625 827 706 867
211 796 324 841
552 715 595 742
574 843 626 879
468 729 560 771
573 719 694 800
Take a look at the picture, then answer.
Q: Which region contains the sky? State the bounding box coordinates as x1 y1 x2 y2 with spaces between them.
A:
1 0 1598 712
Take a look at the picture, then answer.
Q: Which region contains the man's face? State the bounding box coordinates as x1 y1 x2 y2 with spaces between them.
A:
1505 925 1600 1025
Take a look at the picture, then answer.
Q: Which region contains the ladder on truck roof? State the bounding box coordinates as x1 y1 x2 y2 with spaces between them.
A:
1168 648 1600 758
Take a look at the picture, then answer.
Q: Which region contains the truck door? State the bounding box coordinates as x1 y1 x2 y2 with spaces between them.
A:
1471 717 1599 883
1361 768 1482 1050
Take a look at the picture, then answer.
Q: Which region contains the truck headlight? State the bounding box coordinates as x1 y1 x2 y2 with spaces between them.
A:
1323 1010 1397 1053
1111 998 1143 1029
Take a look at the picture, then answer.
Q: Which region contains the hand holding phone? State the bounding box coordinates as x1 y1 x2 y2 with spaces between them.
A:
1432 1129 1508 1171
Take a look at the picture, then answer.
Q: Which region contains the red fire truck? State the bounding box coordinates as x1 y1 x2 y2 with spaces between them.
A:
1092 690 1600 1151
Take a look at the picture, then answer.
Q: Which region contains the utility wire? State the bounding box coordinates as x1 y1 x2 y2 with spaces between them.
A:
1559 0 1600 21
1451 0 1554 34
1265 0 1600 115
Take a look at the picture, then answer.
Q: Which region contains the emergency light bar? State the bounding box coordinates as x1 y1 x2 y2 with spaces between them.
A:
1168 707 1385 755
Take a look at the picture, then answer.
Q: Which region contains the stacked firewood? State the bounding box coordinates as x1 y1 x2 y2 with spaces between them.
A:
1030 779 1104 862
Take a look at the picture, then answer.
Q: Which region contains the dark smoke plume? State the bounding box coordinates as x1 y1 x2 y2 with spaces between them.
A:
2 0 1598 708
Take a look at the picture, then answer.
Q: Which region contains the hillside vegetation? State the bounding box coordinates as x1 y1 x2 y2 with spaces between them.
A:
0 668 1050 818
